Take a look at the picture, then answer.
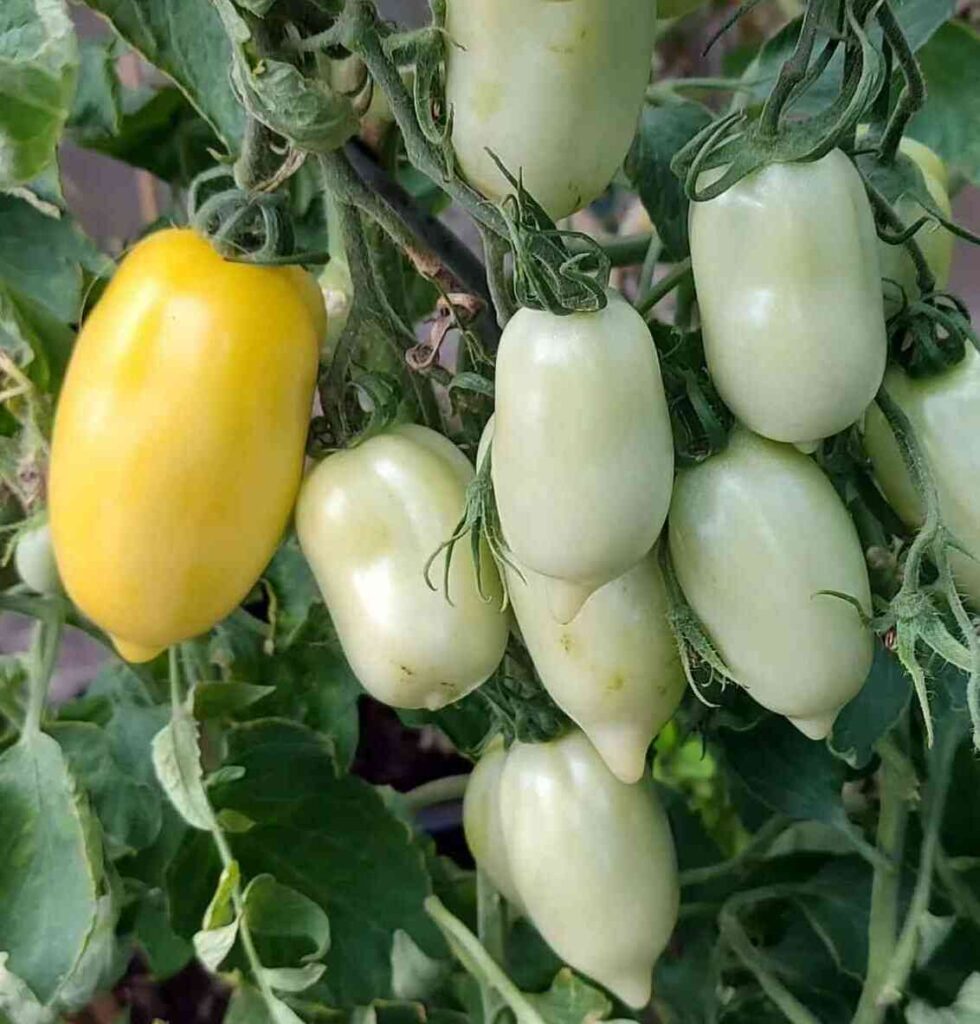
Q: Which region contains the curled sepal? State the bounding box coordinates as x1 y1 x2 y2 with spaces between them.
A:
346 370 402 447
650 323 733 465
871 387 980 748
424 445 521 610
888 292 978 379
487 154 610 316
672 0 883 203
215 0 358 154
477 641 572 746
657 542 739 708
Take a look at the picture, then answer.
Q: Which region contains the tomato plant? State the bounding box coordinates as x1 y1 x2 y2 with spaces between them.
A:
1 1 979 1024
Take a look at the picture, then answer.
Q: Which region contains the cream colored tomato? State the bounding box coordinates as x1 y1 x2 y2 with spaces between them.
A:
49 228 323 662
690 149 887 446
492 290 674 623
505 547 685 783
668 428 873 739
462 740 524 911
498 730 679 1008
296 425 509 710
879 138 954 317
863 348 980 607
446 0 657 219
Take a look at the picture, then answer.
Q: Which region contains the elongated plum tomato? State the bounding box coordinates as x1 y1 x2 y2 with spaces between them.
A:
497 730 679 1008
690 149 887 446
492 290 674 623
668 428 873 739
479 415 682 779
879 138 953 317
296 425 509 710
462 739 524 911
49 228 323 662
445 0 657 220
863 347 980 607
505 546 684 783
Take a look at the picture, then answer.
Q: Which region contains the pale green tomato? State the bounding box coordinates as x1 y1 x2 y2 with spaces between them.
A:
505 546 685 784
879 138 954 317
690 149 887 446
498 730 679 1008
14 521 61 596
296 425 509 710
668 428 873 740
863 347 980 607
445 0 657 220
462 740 525 911
492 290 674 623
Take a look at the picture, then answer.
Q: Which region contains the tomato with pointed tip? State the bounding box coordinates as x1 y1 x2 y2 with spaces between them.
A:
491 290 674 624
668 427 873 739
49 228 323 662
296 425 509 710
863 347 980 608
493 730 679 1008
446 0 658 220
505 545 684 783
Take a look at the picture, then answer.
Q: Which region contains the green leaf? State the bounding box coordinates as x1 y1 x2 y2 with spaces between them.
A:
716 716 860 843
151 702 214 831
908 21 980 187
447 373 494 399
0 195 111 323
262 536 322 652
0 732 101 1004
907 973 980 1024
0 954 54 1024
193 860 240 973
223 982 307 1024
0 284 74 394
243 874 331 968
81 0 244 154
390 930 450 1002
829 644 911 770
525 969 613 1024
74 84 219 186
738 0 955 117
0 0 78 188
624 101 712 260
50 720 163 858
68 38 121 140
210 720 444 1005
193 682 275 720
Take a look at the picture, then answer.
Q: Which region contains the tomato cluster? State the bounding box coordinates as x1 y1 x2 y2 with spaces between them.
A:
39 8 972 1000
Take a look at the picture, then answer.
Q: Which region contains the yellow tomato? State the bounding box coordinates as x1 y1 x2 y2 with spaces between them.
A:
49 228 323 662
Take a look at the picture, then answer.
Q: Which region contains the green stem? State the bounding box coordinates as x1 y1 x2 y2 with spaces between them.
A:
425 896 546 1024
851 736 912 1024
340 0 507 238
476 871 508 1024
167 649 283 1016
720 906 822 1024
403 774 470 813
680 815 790 887
480 225 514 329
637 234 663 305
936 848 980 931
875 4 926 166
759 0 826 138
22 608 63 738
635 258 693 317
577 233 656 268
878 731 957 1008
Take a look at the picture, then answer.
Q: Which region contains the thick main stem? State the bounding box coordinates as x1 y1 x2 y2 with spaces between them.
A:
851 737 911 1024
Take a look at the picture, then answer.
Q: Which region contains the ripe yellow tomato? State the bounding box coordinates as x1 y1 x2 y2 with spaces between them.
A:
49 228 323 662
